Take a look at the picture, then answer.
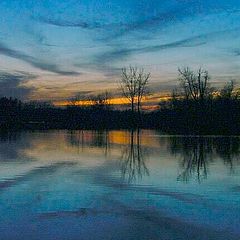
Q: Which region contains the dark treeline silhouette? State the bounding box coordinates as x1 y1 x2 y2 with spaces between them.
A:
1 67 240 134
147 95 240 134
147 67 240 135
0 96 136 130
0 96 159 130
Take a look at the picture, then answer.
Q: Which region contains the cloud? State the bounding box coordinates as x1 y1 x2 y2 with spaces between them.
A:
233 49 240 56
93 27 240 66
75 34 207 78
97 1 237 42
0 72 36 99
36 5 184 40
35 1 235 39
93 35 207 66
36 16 101 29
98 7 186 41
0 42 80 76
25 25 58 47
34 1 206 39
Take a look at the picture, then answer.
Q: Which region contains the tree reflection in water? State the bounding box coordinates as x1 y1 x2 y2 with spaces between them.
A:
120 129 149 183
67 130 110 155
65 130 240 184
168 137 240 183
213 137 240 172
176 138 210 183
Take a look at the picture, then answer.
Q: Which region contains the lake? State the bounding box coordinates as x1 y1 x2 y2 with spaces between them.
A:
0 130 239 240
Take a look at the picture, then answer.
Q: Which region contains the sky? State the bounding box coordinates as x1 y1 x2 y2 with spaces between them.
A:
0 0 240 103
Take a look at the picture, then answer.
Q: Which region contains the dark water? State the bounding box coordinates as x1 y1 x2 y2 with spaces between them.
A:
0 130 240 240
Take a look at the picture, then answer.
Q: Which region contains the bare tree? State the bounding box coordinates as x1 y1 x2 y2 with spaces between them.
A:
136 69 150 115
220 80 235 99
68 97 80 107
120 66 150 115
178 67 212 102
89 91 111 110
68 93 85 107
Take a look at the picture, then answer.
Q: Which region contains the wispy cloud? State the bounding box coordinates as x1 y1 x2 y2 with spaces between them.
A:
0 71 36 99
0 42 80 76
92 35 207 66
96 1 238 42
233 49 240 56
0 0 239 101
75 33 208 77
36 16 102 29
93 27 240 66
36 5 186 40
25 25 58 47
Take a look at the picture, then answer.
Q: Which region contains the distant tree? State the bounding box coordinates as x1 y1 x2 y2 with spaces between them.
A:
24 100 53 109
90 91 111 110
170 89 180 109
68 93 84 107
136 69 150 115
0 97 22 112
120 66 150 115
220 80 235 99
68 97 79 107
178 67 212 102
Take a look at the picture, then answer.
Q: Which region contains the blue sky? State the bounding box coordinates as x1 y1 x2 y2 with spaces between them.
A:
0 0 240 101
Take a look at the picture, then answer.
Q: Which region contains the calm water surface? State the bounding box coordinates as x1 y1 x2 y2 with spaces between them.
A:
0 130 239 240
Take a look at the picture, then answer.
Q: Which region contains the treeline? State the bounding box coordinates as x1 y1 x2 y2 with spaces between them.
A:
148 68 240 134
149 94 240 134
0 93 240 134
1 67 240 134
0 96 143 129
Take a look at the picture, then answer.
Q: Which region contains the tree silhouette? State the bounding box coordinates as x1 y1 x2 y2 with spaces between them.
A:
178 67 212 102
89 91 111 110
219 80 235 100
120 66 150 124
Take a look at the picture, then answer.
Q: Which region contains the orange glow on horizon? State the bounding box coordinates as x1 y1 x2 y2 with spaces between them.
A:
53 95 171 108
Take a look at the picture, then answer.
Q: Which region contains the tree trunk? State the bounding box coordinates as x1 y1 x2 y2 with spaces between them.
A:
137 98 141 127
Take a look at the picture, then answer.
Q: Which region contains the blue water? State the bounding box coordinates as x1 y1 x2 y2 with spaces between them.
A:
0 130 239 240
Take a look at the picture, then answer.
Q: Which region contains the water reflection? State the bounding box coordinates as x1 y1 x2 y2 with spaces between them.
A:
168 137 240 182
0 131 32 161
120 129 149 183
170 138 211 183
0 130 240 239
67 130 110 155
0 130 240 183
0 131 20 142
213 137 240 171
67 129 149 182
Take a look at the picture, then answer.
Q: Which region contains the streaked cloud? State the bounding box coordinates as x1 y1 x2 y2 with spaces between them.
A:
0 71 36 99
36 16 102 29
92 35 207 65
0 0 239 101
233 49 240 56
0 42 80 76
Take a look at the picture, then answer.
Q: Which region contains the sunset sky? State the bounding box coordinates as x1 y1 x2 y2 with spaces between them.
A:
0 0 240 104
